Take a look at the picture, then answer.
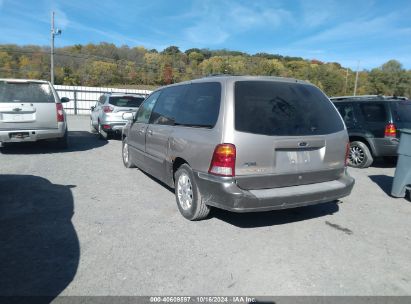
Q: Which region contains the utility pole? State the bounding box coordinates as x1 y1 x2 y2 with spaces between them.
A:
344 68 349 95
353 61 360 96
50 11 61 84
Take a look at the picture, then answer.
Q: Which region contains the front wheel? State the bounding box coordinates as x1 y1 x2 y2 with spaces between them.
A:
348 141 373 168
122 137 135 168
174 164 210 221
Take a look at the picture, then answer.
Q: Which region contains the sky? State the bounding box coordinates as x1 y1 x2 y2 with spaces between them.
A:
0 0 410 70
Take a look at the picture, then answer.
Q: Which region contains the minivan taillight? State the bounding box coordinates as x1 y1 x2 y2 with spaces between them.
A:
208 144 236 177
385 123 397 137
103 106 114 113
345 142 350 166
56 103 64 122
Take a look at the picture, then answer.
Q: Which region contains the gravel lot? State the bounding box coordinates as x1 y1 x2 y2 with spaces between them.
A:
1 115 410 297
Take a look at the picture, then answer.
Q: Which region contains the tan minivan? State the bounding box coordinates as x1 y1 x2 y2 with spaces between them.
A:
122 76 355 220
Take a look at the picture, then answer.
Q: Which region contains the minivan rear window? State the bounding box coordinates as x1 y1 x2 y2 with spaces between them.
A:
0 82 55 103
235 81 344 136
109 96 144 107
391 101 411 123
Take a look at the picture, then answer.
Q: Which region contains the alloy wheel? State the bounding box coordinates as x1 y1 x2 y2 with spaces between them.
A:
177 173 193 211
349 145 365 166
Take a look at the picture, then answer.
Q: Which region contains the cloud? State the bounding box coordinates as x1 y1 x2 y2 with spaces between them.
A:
299 0 336 28
296 13 410 46
68 21 157 48
52 8 69 30
181 0 293 45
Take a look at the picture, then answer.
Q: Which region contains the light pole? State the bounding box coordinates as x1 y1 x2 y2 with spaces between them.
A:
50 11 62 84
353 61 360 96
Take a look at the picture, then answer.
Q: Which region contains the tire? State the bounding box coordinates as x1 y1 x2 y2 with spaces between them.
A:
383 156 397 164
348 141 373 168
406 189 411 202
98 123 111 140
56 129 68 149
122 137 135 168
90 119 97 133
174 164 210 221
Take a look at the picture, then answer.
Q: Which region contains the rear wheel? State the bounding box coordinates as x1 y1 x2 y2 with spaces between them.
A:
98 123 111 140
122 137 135 168
56 129 68 149
348 141 373 168
90 119 97 133
174 164 210 221
383 156 397 164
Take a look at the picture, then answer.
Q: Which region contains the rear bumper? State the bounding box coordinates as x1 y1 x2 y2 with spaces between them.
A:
0 123 66 143
100 120 127 132
193 171 355 212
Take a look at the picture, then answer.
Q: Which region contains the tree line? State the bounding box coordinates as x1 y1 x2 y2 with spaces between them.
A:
0 43 410 97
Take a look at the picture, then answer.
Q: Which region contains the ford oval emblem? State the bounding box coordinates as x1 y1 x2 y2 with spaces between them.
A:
299 142 308 147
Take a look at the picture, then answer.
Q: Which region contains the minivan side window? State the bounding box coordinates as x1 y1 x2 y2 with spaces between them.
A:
150 85 188 125
135 91 161 123
235 81 344 136
360 103 386 122
175 82 221 128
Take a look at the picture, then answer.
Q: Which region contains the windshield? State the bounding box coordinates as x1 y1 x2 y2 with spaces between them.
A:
109 96 144 107
391 101 411 123
0 81 55 103
235 81 344 136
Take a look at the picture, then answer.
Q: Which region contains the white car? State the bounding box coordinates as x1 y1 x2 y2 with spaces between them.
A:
90 93 146 139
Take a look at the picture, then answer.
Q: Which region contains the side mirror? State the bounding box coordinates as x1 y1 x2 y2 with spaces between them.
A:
60 97 70 103
122 112 134 120
91 106 95 111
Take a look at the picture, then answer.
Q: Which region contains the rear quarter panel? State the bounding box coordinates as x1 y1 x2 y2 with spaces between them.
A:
167 79 227 175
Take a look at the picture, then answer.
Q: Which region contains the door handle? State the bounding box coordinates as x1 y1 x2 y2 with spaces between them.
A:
137 128 145 134
147 129 153 136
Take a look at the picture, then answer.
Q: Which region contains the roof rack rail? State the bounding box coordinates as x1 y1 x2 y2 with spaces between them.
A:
331 95 409 101
330 95 382 100
205 73 233 77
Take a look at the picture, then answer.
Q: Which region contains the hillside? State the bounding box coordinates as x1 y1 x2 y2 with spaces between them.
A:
0 43 410 97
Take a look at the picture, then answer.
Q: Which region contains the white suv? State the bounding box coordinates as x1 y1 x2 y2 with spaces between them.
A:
90 93 146 139
0 79 69 149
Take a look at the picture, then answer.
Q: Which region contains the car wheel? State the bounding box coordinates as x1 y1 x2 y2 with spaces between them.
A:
174 164 210 221
383 156 397 164
90 119 97 133
98 123 110 140
348 141 373 168
122 137 135 168
56 129 68 149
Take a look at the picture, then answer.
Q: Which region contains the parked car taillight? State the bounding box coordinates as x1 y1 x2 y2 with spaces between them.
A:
208 144 236 177
56 103 64 122
385 123 397 137
345 142 350 166
103 106 114 113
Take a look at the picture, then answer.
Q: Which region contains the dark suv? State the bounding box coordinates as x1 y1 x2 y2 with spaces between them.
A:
331 95 411 168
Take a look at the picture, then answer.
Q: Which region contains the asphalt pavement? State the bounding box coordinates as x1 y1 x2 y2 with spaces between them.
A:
0 115 410 296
